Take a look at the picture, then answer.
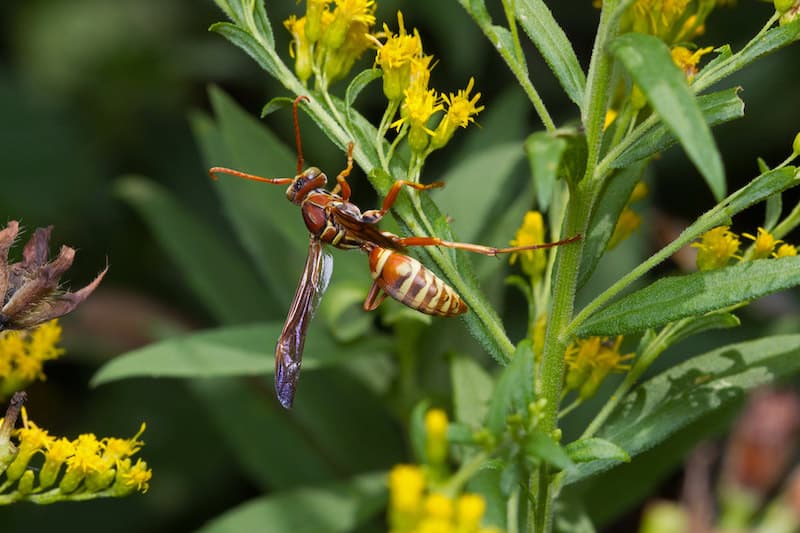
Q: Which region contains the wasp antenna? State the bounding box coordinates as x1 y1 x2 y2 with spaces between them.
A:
209 166 293 185
293 95 310 174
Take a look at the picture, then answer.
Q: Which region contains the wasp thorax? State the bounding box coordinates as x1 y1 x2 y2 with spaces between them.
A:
286 167 327 203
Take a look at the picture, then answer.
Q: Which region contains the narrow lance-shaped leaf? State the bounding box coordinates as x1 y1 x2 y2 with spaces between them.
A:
525 131 567 212
577 256 800 337
514 0 586 109
567 335 800 484
90 323 392 386
611 87 745 170
610 33 726 200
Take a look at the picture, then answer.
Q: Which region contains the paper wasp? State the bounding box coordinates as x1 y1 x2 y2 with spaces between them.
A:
210 96 579 408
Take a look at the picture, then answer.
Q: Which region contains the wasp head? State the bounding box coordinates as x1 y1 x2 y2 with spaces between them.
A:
286 167 327 204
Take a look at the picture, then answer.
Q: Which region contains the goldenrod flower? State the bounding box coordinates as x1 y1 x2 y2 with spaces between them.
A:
692 226 741 271
323 0 376 51
629 0 692 39
374 12 424 101
565 336 633 400
430 78 484 150
456 493 487 530
603 109 619 131
392 83 442 153
304 0 329 43
425 409 448 468
608 208 642 250
775 243 798 258
0 397 151 503
532 314 547 362
743 227 782 259
284 15 313 83
671 45 714 81
324 19 374 84
509 212 547 280
115 458 153 495
424 492 454 521
0 320 65 399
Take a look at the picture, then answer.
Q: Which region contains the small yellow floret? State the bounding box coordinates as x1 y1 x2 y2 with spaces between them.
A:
389 464 426 513
692 226 740 271
743 227 781 259
775 243 798 258
509 211 547 280
456 493 487 529
671 46 714 80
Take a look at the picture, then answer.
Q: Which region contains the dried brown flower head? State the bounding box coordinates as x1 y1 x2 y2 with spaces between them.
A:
0 221 106 331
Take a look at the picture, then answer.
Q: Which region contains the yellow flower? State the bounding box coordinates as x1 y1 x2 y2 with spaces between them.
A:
0 320 65 399
629 0 692 38
392 83 442 153
692 226 741 270
424 493 454 521
565 336 633 400
284 15 313 83
671 45 714 81
603 109 618 131
532 313 547 362
509 212 547 280
304 0 329 43
430 78 484 150
743 227 782 259
390 464 426 513
323 0 376 50
324 19 374 83
103 422 146 464
425 409 448 467
775 243 798 258
374 12 424 101
456 493 487 531
40 437 75 488
608 208 642 250
115 458 153 494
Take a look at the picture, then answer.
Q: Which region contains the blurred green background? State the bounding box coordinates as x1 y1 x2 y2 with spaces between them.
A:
0 0 798 531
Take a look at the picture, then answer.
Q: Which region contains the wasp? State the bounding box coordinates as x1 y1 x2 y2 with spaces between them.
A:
210 96 579 408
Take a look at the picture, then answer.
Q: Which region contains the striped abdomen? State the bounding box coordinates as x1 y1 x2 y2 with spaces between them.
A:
368 247 467 317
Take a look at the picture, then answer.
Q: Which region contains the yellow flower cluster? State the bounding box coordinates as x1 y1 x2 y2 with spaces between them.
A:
388 465 500 533
564 336 634 400
509 211 547 280
623 0 731 43
0 401 151 504
671 46 714 81
0 320 65 400
692 226 796 271
284 0 377 85
608 182 648 250
388 409 502 533
377 12 484 155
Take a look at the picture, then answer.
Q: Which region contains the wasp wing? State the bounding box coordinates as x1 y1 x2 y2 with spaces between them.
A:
275 237 333 408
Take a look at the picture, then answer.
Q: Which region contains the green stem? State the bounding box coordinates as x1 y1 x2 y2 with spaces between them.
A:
440 451 489 496
772 200 800 240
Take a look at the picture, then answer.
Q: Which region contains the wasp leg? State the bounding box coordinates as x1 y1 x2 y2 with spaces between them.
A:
361 180 445 224
363 281 388 311
394 234 581 256
330 142 355 201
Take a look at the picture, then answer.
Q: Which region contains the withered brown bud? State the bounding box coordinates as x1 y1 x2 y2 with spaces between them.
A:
0 221 106 331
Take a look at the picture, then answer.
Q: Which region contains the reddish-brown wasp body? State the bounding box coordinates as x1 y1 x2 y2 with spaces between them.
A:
210 96 579 408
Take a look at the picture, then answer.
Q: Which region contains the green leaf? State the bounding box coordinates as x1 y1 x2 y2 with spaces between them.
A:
435 143 525 244
577 256 800 337
345 68 382 123
610 33 726 200
694 19 800 91
514 0 586 109
114 175 274 324
725 166 799 214
450 353 494 428
198 472 387 533
525 131 567 211
189 378 337 489
90 323 392 386
486 340 534 434
409 400 431 464
611 88 744 170
527 431 574 471
577 161 647 288
196 87 309 305
260 96 293 118
565 438 630 465
765 192 782 231
567 335 800 484
662 312 740 347
210 22 285 83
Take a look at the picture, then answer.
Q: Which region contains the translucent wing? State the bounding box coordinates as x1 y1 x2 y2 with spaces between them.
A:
275 237 333 408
